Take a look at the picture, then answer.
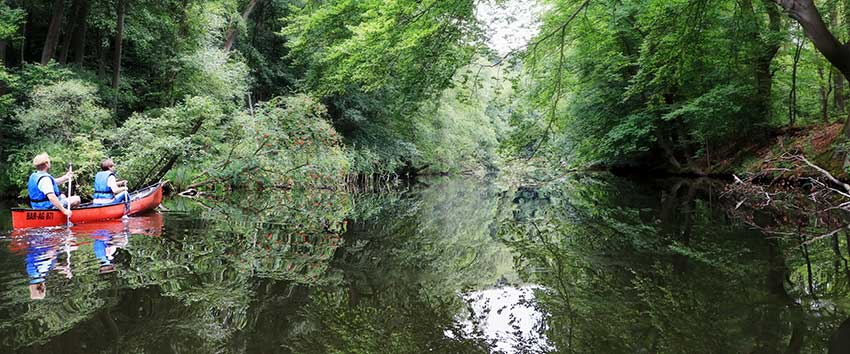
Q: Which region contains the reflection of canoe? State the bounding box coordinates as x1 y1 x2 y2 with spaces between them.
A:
11 183 164 229
69 212 163 237
7 212 164 252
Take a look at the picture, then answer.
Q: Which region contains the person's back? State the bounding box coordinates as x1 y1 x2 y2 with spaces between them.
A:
92 170 117 203
92 159 129 206
27 171 59 209
26 153 79 215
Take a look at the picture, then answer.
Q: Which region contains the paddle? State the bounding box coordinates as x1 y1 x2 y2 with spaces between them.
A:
66 163 72 227
122 171 130 218
64 163 74 278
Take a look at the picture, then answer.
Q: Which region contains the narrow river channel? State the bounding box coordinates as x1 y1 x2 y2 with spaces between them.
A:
1 174 848 353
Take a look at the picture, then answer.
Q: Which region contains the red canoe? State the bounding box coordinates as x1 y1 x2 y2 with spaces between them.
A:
11 183 164 229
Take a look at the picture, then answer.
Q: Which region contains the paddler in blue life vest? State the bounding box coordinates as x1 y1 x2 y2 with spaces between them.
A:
92 158 130 207
27 153 80 217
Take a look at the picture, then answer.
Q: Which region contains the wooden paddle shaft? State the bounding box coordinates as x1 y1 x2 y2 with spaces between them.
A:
67 163 72 197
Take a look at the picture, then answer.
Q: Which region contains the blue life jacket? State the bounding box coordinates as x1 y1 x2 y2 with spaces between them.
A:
93 171 116 200
27 171 60 209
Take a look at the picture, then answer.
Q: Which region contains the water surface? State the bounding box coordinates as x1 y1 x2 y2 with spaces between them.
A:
0 175 848 353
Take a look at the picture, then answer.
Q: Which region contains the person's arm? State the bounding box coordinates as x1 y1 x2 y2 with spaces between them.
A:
55 171 74 184
47 193 71 217
108 175 128 194
38 177 70 216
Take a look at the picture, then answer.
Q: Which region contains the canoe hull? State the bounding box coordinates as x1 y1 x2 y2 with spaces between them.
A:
11 183 163 229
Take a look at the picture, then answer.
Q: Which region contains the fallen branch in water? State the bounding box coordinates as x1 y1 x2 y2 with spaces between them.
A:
797 155 850 194
724 150 850 245
803 225 849 245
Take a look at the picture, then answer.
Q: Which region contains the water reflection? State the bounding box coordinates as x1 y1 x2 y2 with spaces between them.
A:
24 232 59 300
278 178 517 353
498 175 850 353
1 175 849 353
458 286 550 353
10 213 164 301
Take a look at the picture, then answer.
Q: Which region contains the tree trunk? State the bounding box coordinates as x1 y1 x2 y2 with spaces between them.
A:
790 38 803 127
20 18 26 65
835 69 846 114
830 1 846 114
0 41 5 96
773 0 850 135
41 0 65 65
97 32 106 79
138 116 207 189
112 0 126 111
223 0 258 52
59 0 86 65
0 40 6 67
820 65 833 122
749 0 783 120
71 0 89 67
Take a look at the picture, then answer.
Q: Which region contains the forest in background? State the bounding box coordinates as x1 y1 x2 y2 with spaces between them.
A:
2 0 850 199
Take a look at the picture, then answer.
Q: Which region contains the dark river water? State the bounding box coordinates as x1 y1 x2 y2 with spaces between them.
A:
1 174 849 353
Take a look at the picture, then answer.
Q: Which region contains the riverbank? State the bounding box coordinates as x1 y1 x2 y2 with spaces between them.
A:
578 123 850 184
734 123 849 179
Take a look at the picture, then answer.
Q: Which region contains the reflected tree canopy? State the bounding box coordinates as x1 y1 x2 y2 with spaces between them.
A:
1 175 850 353
498 174 850 354
283 178 517 353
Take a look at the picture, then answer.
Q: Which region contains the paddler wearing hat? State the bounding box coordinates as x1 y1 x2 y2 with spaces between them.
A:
27 153 80 216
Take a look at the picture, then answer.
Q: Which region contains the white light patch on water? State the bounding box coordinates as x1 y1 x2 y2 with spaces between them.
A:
450 285 553 353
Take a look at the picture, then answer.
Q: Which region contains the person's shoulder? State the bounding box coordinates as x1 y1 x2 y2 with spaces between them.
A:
36 173 54 182
37 175 55 192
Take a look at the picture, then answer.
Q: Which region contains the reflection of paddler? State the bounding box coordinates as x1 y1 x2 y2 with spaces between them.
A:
24 233 61 300
92 228 129 274
93 230 116 274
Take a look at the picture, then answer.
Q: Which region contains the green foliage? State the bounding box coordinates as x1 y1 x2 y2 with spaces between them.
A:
5 138 106 200
518 0 784 170
283 0 478 101
0 0 519 198
16 80 111 142
410 63 512 174
0 3 24 42
13 64 76 99
3 79 110 199
336 61 514 175
174 45 250 102
199 94 349 191
111 95 227 187
280 0 507 175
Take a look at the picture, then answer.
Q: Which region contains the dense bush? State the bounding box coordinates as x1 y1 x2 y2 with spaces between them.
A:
16 80 110 142
191 94 349 191
4 79 110 199
110 95 228 188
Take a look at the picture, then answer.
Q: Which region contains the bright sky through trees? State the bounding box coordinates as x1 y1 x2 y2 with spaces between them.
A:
476 0 542 56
